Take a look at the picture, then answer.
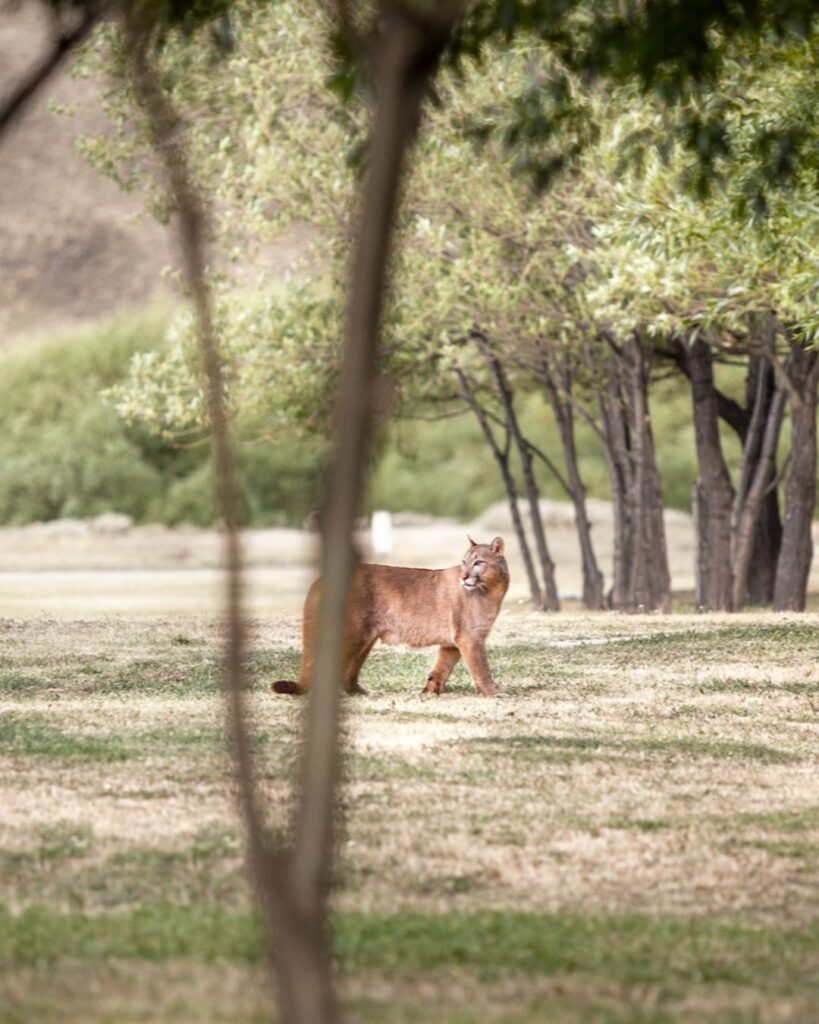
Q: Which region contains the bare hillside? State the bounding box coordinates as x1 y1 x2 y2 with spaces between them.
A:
0 2 177 345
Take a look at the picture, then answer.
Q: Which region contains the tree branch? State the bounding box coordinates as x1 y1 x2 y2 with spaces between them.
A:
124 10 288 1018
0 2 104 134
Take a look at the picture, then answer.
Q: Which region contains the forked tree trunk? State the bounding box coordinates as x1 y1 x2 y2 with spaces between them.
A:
731 384 786 609
456 369 544 608
475 336 560 610
133 6 463 1023
739 356 783 604
669 339 784 609
596 369 634 609
773 342 819 611
676 337 734 610
538 350 605 609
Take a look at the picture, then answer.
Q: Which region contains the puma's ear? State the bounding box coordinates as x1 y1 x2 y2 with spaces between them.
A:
467 535 477 548
490 536 505 555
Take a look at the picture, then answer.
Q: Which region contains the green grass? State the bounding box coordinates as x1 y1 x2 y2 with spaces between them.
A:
0 714 131 762
0 674 56 695
468 733 796 765
731 807 819 832
740 839 818 860
606 818 676 832
0 713 285 765
0 651 304 699
700 677 819 696
0 903 816 994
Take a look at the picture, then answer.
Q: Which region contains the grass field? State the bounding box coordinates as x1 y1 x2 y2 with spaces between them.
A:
1 611 818 1023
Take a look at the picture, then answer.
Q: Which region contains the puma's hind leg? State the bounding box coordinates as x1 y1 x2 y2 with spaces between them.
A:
423 645 461 695
272 581 318 695
271 645 313 695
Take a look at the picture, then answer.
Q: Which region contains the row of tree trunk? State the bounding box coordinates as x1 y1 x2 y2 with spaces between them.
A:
455 325 818 614
672 326 819 612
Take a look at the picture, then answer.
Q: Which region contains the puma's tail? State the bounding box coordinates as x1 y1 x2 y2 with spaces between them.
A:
271 679 306 696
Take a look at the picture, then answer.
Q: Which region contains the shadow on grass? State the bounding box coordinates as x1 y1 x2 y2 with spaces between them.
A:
466 733 796 765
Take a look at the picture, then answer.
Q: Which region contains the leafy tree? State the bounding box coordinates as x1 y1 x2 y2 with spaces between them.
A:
79 1 819 613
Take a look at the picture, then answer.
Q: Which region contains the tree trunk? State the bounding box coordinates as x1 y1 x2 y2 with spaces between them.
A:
456 370 544 608
732 350 783 605
667 338 784 609
135 6 464 1023
508 413 561 611
676 337 734 610
623 335 671 612
595 368 634 609
731 384 786 609
773 344 819 611
539 351 605 609
476 337 559 610
747 489 783 604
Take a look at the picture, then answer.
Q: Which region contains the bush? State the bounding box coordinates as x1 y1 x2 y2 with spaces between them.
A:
0 405 162 524
0 313 325 527
0 315 169 524
4 310 795 529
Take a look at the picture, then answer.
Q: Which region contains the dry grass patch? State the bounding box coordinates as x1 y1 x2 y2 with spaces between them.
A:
2 961 816 1023
1 612 818 1021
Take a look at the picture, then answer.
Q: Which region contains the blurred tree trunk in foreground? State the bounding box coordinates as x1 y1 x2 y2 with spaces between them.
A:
128 1 464 1021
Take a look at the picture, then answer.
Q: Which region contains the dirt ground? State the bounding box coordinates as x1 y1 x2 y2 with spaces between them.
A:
2 506 819 617
0 2 316 347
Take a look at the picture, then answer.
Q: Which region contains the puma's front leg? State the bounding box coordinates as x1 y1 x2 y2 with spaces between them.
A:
423 645 461 695
343 638 376 696
456 635 498 697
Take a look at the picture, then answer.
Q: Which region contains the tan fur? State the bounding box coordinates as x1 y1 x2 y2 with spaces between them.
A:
272 536 510 697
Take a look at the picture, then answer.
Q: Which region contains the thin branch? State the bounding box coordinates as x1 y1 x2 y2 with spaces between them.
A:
398 405 471 422
455 368 504 460
540 345 609 449
0 2 104 132
481 405 573 498
124 8 284 1013
754 330 801 408
764 449 790 497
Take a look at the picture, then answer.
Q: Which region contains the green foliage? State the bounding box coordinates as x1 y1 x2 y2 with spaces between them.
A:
369 413 509 520
0 314 325 527
0 305 719 527
63 0 819 538
0 314 167 524
371 381 703 517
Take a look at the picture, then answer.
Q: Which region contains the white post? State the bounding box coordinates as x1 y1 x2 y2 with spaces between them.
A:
371 510 393 555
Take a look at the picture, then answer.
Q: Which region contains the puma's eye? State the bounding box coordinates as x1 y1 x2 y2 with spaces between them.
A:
474 560 485 568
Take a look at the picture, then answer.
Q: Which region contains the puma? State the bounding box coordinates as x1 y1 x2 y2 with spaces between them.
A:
273 536 510 697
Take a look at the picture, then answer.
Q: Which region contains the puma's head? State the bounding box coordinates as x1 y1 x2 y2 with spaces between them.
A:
460 536 509 595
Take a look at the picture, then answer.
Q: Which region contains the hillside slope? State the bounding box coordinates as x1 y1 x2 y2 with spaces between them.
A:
0 2 178 346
